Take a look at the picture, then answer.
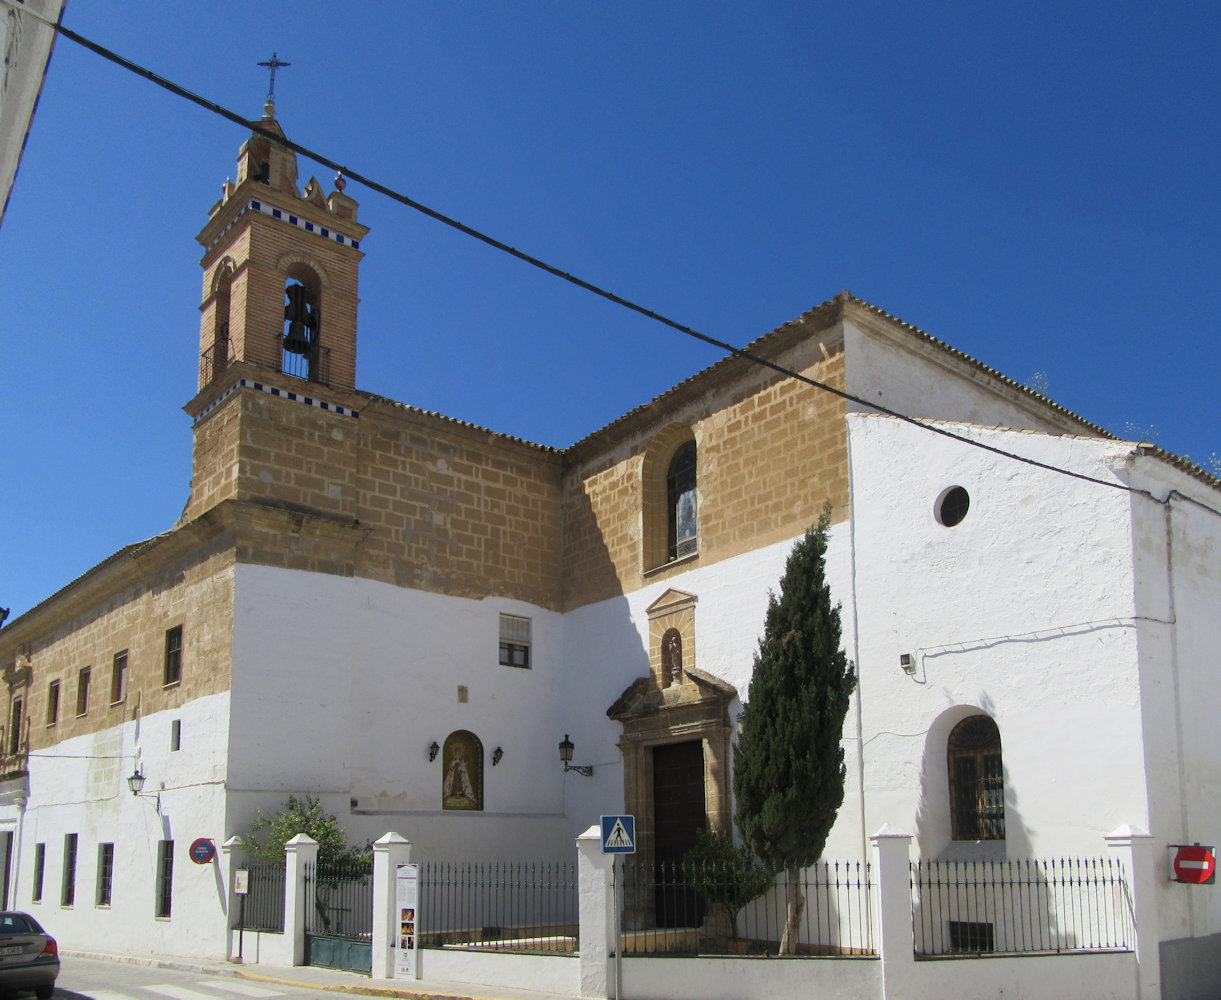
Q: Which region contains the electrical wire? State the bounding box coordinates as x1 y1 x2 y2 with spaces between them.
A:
14 7 1221 517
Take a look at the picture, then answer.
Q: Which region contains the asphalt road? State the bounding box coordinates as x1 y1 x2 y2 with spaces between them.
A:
47 957 326 1000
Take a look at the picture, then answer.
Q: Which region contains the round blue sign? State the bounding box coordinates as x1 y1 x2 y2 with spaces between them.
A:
189 838 216 864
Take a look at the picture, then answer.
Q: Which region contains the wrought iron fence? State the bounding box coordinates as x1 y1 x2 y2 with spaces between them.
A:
240 861 286 933
419 861 578 953
304 860 374 941
911 857 1134 956
620 857 874 956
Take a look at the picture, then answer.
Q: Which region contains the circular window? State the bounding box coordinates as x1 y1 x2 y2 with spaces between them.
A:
935 486 970 527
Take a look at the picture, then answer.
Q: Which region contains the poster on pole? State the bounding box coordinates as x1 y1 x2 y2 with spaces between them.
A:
394 863 419 979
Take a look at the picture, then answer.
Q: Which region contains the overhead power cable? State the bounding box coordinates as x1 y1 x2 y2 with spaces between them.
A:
20 8 1221 518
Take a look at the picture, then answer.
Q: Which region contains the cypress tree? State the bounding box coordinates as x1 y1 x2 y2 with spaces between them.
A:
733 505 856 954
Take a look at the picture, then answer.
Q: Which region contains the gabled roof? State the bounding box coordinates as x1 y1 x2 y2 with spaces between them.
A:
564 291 1115 457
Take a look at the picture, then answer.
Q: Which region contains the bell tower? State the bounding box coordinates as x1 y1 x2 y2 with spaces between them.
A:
182 100 370 523
193 102 368 392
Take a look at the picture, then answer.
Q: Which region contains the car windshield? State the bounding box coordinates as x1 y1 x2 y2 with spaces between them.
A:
0 913 39 934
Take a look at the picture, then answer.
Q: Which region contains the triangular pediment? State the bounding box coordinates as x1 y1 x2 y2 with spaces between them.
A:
645 588 697 619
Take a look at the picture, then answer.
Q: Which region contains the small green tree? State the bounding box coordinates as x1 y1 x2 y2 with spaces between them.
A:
243 794 369 866
681 830 774 949
733 505 856 955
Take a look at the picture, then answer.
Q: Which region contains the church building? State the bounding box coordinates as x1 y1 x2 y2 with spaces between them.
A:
1 104 1219 992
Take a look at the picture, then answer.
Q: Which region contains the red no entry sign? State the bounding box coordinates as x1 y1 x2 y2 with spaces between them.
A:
1172 845 1215 884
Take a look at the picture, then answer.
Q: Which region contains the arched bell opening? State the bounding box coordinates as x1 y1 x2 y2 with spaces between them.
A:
282 264 323 382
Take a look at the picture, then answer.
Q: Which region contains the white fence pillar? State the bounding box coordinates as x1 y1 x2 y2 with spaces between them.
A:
1107 824 1160 1000
372 832 413 980
871 825 914 1000
283 833 318 967
221 836 244 962
576 825 614 999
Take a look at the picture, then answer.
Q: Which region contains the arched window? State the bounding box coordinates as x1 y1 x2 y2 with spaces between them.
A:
667 441 697 561
642 426 698 570
442 730 483 811
948 715 1005 840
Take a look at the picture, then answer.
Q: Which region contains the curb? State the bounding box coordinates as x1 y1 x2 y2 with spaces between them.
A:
64 951 525 1000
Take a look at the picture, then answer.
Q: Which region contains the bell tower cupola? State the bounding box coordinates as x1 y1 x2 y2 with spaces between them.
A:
193 98 368 394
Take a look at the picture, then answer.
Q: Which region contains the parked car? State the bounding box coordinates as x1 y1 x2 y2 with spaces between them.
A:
0 912 58 998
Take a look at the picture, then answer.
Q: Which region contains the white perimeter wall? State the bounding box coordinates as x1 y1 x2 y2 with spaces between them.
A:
1 692 232 957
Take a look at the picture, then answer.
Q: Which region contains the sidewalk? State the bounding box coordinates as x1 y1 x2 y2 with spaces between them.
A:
66 950 586 1000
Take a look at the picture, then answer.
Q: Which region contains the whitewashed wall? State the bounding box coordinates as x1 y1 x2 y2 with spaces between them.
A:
1128 454 1221 992
847 413 1150 857
843 317 1084 434
4 692 232 957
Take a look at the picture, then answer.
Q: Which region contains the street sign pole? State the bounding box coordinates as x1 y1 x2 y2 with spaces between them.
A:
599 815 635 1000
614 854 621 1000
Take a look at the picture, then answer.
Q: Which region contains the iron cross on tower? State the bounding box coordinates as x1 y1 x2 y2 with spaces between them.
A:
258 51 291 104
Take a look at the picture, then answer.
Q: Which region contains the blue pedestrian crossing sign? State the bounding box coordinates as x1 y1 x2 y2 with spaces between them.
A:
600 814 636 854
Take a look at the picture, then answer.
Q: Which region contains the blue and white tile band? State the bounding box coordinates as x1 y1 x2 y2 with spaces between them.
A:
196 377 360 423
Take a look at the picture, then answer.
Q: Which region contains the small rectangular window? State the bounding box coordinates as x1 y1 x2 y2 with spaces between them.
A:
76 667 91 716
8 698 22 755
61 833 78 907
163 626 182 686
155 839 174 918
46 681 60 726
498 614 531 668
170 719 181 752
32 844 45 902
96 843 114 906
110 650 128 704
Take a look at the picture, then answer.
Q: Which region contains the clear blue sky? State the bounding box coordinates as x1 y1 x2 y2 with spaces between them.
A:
1 1 1217 621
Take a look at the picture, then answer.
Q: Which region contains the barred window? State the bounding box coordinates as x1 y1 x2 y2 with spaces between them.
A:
155 840 174 918
46 681 60 726
499 614 531 669
96 843 114 906
61 833 77 907
111 650 128 704
76 667 91 716
32 843 45 902
163 626 183 687
948 715 1005 841
7 697 22 755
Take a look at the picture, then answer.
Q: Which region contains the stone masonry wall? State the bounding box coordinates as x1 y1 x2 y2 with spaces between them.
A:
8 544 235 760
561 343 849 611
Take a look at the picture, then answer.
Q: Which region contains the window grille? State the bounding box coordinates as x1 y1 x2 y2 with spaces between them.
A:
499 614 531 668
96 843 114 906
948 715 1005 840
32 844 44 902
155 840 174 918
46 681 59 725
111 650 127 704
61 833 77 906
164 626 183 686
7 698 22 755
76 667 91 716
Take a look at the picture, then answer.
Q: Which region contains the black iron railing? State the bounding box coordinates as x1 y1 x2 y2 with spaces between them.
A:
621 856 874 957
419 861 578 954
911 857 1134 955
240 861 286 933
304 860 374 941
